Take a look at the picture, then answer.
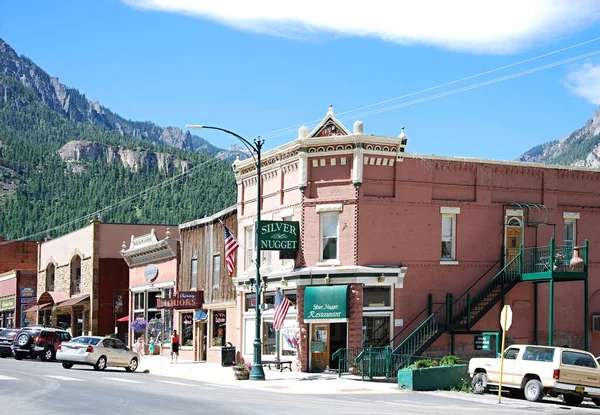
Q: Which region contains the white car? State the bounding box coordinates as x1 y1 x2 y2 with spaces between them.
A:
56 336 139 372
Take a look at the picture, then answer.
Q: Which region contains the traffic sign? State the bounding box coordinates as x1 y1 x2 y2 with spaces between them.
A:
500 305 512 331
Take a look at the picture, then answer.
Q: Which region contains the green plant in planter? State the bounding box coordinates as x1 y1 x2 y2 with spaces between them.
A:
439 355 460 367
232 361 251 380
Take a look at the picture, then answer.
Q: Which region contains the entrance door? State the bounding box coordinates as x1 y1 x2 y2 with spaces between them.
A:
194 321 207 361
310 324 329 372
505 217 522 269
328 323 347 370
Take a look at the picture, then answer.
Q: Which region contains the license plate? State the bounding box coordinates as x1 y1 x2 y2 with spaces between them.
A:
575 386 584 393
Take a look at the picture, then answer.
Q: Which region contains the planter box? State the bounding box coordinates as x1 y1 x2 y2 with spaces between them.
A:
397 365 468 391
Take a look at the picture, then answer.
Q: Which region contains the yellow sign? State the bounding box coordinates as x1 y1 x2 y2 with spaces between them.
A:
0 297 15 310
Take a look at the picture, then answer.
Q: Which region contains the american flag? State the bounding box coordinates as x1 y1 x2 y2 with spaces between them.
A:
223 225 240 277
273 289 292 331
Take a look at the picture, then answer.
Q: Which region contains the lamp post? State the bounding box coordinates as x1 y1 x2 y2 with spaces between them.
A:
186 124 266 380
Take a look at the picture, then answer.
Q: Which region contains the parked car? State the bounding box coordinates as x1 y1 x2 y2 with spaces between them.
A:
469 344 600 406
0 329 19 358
57 336 139 372
12 326 71 361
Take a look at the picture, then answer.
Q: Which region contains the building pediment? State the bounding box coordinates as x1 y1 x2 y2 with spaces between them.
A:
308 106 351 138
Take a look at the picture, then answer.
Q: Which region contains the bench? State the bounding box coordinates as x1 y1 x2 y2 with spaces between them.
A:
261 360 292 372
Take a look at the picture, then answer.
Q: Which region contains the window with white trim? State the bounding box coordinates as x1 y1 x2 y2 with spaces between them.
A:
564 219 576 250
191 258 198 289
245 225 254 270
281 216 295 269
212 254 221 287
441 214 456 261
320 213 339 261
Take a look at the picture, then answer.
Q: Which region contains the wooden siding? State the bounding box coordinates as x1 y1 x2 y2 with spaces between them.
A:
179 212 237 304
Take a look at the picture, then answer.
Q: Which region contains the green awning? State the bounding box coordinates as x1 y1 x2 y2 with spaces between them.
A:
303 285 349 323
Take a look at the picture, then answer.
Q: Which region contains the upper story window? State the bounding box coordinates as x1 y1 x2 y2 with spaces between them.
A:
191 258 198 289
320 213 339 261
564 219 577 250
70 256 82 295
212 255 221 287
363 287 391 307
245 225 254 270
440 207 460 262
46 264 55 292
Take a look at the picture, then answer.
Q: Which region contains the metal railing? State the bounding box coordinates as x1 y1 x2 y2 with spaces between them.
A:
521 239 588 275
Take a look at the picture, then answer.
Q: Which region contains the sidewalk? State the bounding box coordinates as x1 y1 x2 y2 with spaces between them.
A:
137 355 401 395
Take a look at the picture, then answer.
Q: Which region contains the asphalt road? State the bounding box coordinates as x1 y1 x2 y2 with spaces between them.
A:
1 357 600 415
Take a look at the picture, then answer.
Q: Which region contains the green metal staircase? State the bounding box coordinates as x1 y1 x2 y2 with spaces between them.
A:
392 253 521 358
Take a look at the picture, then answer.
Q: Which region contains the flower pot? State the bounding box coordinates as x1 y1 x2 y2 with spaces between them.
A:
233 369 249 380
570 247 584 272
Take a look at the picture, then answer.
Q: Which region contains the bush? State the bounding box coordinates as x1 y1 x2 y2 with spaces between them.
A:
439 355 460 367
405 355 460 370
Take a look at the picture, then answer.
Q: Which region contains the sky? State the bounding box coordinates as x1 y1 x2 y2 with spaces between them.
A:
2 0 600 161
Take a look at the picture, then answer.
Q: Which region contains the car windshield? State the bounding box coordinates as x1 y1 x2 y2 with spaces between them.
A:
71 337 101 345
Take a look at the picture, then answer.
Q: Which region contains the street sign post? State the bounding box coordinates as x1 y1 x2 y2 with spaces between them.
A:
498 304 513 403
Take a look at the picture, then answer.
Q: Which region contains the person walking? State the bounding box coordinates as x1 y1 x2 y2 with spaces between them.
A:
171 330 180 364
133 337 145 359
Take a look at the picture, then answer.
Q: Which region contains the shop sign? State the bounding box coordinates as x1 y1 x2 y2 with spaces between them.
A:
20 287 35 299
474 335 491 351
213 311 226 324
0 297 15 310
260 221 299 251
157 291 203 310
304 285 349 323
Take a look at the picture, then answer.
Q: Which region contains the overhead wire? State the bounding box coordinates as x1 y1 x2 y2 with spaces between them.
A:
3 38 600 243
258 37 600 141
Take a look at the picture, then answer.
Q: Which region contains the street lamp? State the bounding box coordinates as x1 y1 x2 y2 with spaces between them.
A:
186 124 266 381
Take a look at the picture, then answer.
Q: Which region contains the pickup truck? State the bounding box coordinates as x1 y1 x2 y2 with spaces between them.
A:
469 344 600 406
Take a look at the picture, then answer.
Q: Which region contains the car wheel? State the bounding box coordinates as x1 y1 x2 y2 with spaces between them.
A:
13 351 23 360
471 372 489 394
0 353 6 358
94 356 107 371
125 357 138 372
563 394 584 406
524 379 544 402
16 333 32 347
62 362 73 369
41 347 53 362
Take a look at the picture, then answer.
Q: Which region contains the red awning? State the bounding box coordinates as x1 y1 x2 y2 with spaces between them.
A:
117 316 129 322
23 303 52 313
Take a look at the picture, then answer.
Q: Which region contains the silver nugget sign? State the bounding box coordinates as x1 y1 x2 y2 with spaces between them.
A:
260 221 299 251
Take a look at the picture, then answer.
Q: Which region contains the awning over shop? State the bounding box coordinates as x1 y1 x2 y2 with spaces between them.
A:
24 303 52 313
303 285 349 323
38 291 69 306
117 315 129 323
57 294 90 307
194 310 207 321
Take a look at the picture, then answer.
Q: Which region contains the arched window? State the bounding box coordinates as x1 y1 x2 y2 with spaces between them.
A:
46 264 55 291
70 256 82 295
508 217 522 227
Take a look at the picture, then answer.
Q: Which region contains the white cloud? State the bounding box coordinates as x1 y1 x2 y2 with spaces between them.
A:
564 62 600 105
122 0 600 54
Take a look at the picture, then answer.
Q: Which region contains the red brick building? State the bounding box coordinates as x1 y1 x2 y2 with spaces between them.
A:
232 106 599 373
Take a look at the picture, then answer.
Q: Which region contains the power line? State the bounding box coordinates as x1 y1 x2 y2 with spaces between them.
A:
0 155 227 243
258 37 600 141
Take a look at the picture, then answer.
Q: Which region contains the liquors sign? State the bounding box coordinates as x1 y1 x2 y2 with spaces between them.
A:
157 291 204 310
260 221 299 251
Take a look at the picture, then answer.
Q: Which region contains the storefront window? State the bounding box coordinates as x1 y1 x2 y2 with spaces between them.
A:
212 310 226 347
362 315 391 347
262 321 276 355
180 312 194 347
363 287 391 307
244 293 256 312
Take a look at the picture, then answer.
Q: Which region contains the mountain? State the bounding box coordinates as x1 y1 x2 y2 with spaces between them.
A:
0 39 239 240
517 107 600 168
0 37 247 161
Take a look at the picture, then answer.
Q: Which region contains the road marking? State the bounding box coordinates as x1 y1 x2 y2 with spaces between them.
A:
0 375 19 381
103 377 143 383
155 380 195 387
46 375 84 381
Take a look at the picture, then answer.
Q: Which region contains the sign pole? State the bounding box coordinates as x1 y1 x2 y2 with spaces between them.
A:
498 307 508 403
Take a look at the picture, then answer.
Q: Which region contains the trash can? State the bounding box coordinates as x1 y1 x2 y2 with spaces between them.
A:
221 342 236 367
